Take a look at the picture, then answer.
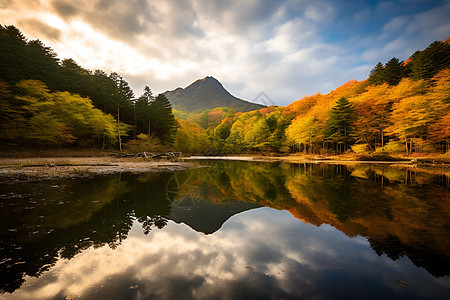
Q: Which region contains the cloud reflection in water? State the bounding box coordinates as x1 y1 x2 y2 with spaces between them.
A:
6 208 450 300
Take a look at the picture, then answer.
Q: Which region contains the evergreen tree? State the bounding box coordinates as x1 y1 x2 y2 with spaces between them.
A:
109 72 135 122
109 72 135 149
368 58 408 86
135 86 154 135
0 26 60 85
26 39 60 87
149 94 177 143
325 97 356 153
384 57 407 85
58 58 91 94
409 41 450 80
367 62 385 85
88 70 117 114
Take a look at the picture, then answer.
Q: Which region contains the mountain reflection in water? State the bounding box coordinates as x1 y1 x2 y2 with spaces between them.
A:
0 161 449 299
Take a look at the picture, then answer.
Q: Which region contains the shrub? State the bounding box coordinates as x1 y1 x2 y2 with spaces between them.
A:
124 134 168 153
351 143 369 154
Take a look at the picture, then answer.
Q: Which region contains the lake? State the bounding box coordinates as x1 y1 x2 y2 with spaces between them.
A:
0 160 449 299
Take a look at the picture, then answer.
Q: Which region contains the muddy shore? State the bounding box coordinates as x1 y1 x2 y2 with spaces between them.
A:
0 157 193 182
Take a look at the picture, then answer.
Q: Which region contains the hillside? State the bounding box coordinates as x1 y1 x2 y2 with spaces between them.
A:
164 76 265 113
172 39 449 156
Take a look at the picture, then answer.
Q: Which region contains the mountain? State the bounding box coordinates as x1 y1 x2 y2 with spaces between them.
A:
163 76 266 113
170 198 261 234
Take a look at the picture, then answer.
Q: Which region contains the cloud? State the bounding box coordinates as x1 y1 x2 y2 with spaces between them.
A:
360 0 450 63
1 0 449 105
17 18 61 40
49 0 153 43
0 0 13 9
51 0 78 19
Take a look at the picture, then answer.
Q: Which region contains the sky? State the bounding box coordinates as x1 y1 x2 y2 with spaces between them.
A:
1 0 449 106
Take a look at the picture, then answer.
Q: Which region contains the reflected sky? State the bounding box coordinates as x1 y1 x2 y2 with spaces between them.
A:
1 162 449 299
4 208 450 300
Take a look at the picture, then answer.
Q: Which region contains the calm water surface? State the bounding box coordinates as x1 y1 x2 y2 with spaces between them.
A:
0 160 449 299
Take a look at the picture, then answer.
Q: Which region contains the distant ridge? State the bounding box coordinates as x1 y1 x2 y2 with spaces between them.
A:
164 76 266 113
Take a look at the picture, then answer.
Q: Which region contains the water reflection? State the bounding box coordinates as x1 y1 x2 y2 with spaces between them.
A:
185 161 450 278
0 161 449 299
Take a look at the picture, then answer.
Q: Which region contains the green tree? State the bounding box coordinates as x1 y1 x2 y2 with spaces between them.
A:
149 94 177 143
383 57 407 85
245 118 271 150
10 79 124 148
268 116 290 152
88 69 117 113
367 58 408 86
135 86 154 136
0 80 29 142
367 62 385 85
409 41 450 80
325 97 356 153
109 72 135 150
215 122 231 140
0 26 62 89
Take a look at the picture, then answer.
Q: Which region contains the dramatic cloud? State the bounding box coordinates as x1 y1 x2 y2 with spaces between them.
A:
1 0 449 105
17 18 61 40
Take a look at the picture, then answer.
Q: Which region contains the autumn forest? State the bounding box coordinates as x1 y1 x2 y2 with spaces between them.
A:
0 25 449 158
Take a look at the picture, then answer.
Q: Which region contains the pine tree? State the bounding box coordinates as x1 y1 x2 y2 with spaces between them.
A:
109 72 135 150
367 57 408 86
367 62 385 85
149 94 177 143
135 86 154 135
325 97 356 153
383 57 407 85
409 41 450 80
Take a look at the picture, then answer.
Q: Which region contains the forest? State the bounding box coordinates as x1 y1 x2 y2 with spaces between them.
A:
0 25 176 152
0 24 449 157
173 39 450 156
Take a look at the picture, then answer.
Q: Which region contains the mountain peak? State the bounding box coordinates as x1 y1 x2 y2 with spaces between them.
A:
164 77 265 113
189 76 223 91
201 76 216 81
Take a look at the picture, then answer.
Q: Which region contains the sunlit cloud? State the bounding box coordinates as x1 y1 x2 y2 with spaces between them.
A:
1 0 449 105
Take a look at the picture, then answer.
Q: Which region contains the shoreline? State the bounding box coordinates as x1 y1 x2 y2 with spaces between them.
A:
186 155 413 164
185 155 449 166
0 155 447 182
0 157 193 182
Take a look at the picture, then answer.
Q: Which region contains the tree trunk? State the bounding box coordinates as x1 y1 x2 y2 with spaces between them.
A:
405 136 408 156
102 131 105 151
133 106 136 140
117 105 122 151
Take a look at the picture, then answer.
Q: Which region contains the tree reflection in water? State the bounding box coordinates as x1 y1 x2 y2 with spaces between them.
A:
0 172 172 293
0 161 449 295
